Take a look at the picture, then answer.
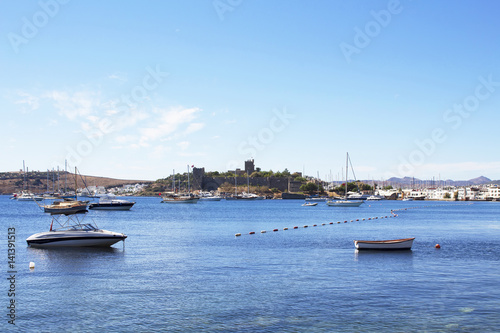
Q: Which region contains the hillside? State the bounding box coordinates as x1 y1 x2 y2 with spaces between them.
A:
0 171 151 195
385 176 491 187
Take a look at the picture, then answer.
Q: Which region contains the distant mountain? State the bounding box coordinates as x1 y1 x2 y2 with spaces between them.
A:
384 176 491 187
467 176 491 185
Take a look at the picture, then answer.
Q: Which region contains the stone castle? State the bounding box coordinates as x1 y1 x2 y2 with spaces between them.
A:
191 159 302 192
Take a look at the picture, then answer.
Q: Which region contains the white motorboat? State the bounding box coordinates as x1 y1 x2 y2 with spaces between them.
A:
161 192 199 204
302 202 318 206
26 211 127 247
17 192 43 201
326 153 364 208
354 238 415 250
198 192 223 201
305 197 327 202
89 195 135 210
402 197 413 201
326 200 364 207
366 195 383 201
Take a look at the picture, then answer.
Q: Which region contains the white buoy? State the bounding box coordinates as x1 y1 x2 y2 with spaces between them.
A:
29 262 35 269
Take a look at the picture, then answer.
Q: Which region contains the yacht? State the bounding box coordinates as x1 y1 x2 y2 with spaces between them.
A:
26 211 127 247
161 192 199 204
17 191 43 201
326 153 364 207
43 198 89 214
198 192 223 201
89 194 135 210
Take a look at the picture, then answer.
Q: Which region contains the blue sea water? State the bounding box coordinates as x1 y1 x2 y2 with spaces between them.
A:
2 196 500 332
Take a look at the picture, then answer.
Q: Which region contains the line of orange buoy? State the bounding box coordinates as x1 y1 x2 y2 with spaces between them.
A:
234 203 472 237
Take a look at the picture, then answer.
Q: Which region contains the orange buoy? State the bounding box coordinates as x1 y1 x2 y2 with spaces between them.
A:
283 227 289 230
303 225 308 228
329 222 334 225
435 244 441 249
313 224 317 227
293 226 298 229
273 229 278 232
235 233 242 237
249 231 255 235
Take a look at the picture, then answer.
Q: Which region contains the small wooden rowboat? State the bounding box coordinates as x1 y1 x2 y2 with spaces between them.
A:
354 237 415 250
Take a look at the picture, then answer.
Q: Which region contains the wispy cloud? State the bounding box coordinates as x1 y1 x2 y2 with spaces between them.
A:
14 91 40 112
107 72 128 83
177 141 190 150
139 106 203 143
44 90 99 120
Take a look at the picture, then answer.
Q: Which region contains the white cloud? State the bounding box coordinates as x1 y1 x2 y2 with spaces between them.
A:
177 141 190 150
139 106 202 143
185 122 205 134
44 90 98 120
15 92 39 112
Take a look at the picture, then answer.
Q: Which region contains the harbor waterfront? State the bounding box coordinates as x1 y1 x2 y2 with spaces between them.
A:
2 196 500 332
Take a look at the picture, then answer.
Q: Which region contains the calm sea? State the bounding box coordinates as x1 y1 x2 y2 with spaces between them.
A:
2 196 499 332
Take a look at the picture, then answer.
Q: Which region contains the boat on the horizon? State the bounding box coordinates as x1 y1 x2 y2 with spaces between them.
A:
198 191 223 201
161 192 199 204
89 194 135 210
43 198 89 214
16 191 43 201
26 210 127 247
302 202 318 206
326 153 364 208
43 167 89 214
354 238 415 250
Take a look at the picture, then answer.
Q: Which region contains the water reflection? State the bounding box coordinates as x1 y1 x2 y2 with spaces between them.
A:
354 249 414 262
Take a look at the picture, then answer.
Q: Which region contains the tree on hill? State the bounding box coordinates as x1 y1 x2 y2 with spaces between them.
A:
300 182 318 194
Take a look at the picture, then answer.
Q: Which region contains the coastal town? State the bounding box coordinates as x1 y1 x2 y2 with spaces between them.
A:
2 159 499 201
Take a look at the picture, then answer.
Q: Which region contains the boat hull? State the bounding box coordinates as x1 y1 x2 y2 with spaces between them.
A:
161 198 199 204
89 202 135 210
326 200 363 207
354 238 415 250
26 230 127 247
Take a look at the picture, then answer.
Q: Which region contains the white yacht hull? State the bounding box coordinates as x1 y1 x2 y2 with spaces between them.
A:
326 200 363 207
161 198 199 204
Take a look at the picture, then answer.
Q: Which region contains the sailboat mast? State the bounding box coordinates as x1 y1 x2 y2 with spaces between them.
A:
22 160 26 191
172 170 175 193
65 160 67 193
345 152 349 198
74 167 77 199
234 173 237 196
247 171 250 193
187 165 190 193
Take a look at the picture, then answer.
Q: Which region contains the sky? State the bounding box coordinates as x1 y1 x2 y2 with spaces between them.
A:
1 0 499 182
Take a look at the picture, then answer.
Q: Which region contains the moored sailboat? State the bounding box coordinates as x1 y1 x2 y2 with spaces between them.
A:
326 153 364 207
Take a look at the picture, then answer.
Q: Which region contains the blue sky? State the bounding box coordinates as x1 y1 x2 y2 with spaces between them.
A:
1 0 499 181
